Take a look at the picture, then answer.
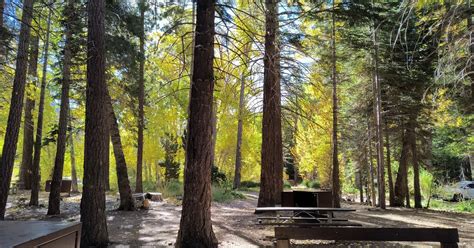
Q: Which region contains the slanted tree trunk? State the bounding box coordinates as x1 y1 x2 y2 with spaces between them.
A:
0 0 35 219
175 0 217 247
80 0 109 246
233 66 246 189
367 119 376 207
394 128 409 207
135 0 146 193
30 6 52 206
372 10 385 209
385 122 395 206
107 92 135 211
330 0 340 208
19 35 39 190
68 124 79 193
258 0 283 207
47 0 73 214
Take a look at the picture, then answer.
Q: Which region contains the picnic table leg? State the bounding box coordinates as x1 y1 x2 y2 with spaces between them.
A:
276 239 290 248
327 212 333 223
440 242 458 248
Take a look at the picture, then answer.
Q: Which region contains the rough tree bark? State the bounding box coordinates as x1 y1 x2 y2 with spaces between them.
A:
19 35 39 190
0 0 35 219
258 0 283 207
80 0 109 246
331 0 341 208
68 126 79 193
47 0 73 214
372 10 385 209
106 91 135 211
175 0 217 247
367 119 376 207
468 0 473 112
394 128 410 207
409 116 422 208
233 64 246 189
385 122 395 206
135 0 146 193
30 6 52 206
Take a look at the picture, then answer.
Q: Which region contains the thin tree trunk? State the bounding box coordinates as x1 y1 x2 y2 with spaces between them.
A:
394 128 409 207
0 0 35 219
69 125 79 193
385 122 395 206
358 164 364 203
330 1 340 208
80 0 109 245
258 0 283 207
367 119 376 207
175 0 217 246
47 0 73 214
19 35 39 190
30 5 52 206
233 67 246 189
107 92 135 211
135 0 146 193
372 7 385 209
105 134 110 191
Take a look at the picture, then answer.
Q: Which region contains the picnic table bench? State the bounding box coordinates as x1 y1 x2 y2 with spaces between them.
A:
255 207 359 226
274 226 459 248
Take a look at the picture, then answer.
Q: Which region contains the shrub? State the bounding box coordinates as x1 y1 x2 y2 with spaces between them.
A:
212 181 244 203
157 180 183 198
240 181 260 188
211 165 227 183
302 180 321 189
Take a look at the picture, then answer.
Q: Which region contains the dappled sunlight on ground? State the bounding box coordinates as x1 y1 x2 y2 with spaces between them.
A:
4 190 474 247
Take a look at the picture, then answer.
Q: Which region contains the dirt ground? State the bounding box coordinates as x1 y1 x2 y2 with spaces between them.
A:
4 191 474 247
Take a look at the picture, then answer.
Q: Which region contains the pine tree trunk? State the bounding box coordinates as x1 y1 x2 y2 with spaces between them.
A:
175 0 217 247
233 69 246 189
69 126 79 193
105 134 110 191
135 0 146 193
0 0 35 219
468 0 473 112
372 13 385 209
331 1 340 208
394 128 409 207
107 92 135 211
409 116 422 208
19 35 39 190
30 6 52 206
258 0 283 207
0 0 4 28
367 119 376 207
385 122 395 206
80 0 109 246
47 0 73 214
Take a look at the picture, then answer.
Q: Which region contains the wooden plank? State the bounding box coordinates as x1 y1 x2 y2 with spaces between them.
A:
257 216 348 221
274 227 459 243
261 222 362 227
255 207 355 212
